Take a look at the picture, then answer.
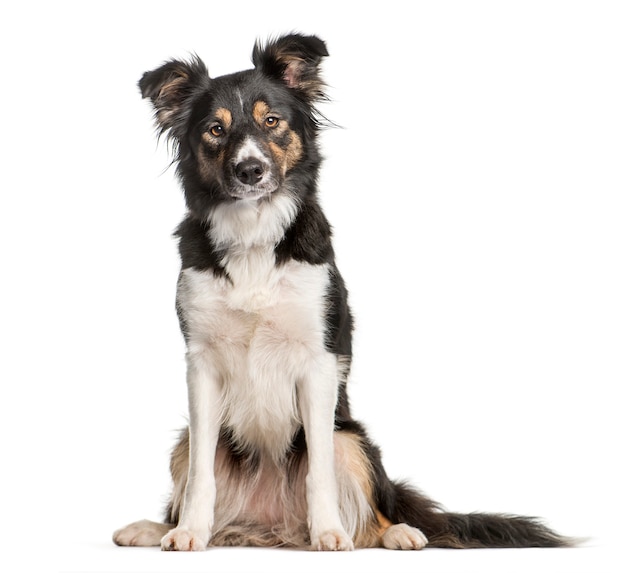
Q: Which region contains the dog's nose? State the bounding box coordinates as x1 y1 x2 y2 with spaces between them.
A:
235 159 264 185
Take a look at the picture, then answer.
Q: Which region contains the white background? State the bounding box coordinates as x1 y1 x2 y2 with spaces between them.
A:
1 1 624 572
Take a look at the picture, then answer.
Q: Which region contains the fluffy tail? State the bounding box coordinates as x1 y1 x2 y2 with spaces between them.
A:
429 512 571 548
389 481 574 549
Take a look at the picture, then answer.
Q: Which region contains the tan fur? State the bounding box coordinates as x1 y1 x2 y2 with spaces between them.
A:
113 520 170 547
284 131 303 171
215 107 232 130
117 36 433 552
197 144 225 183
252 101 271 125
269 131 303 175
154 65 190 128
160 429 401 548
251 99 303 175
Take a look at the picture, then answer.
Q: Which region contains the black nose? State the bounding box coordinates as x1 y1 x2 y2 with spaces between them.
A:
235 159 264 185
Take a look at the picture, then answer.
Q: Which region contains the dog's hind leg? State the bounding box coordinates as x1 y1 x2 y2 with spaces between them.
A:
113 519 171 547
379 522 429 550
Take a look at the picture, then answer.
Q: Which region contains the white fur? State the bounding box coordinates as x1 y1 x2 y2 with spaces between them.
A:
113 520 169 547
235 89 245 114
166 194 351 550
208 191 299 250
207 193 300 311
298 350 354 550
161 348 221 551
114 430 373 549
234 136 270 166
382 524 428 550
178 259 333 457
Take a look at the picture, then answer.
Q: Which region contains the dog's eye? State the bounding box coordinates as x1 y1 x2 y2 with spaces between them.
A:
265 117 280 128
209 125 224 137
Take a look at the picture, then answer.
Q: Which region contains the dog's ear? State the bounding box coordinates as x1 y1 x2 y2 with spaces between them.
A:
138 56 209 139
252 34 328 101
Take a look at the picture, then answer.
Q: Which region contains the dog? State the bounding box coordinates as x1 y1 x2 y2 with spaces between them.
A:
113 33 570 551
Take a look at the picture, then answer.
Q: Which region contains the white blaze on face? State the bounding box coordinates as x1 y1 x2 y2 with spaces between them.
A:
227 136 278 198
234 137 270 170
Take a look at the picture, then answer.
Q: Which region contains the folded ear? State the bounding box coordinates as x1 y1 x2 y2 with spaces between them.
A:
252 34 329 101
138 56 209 140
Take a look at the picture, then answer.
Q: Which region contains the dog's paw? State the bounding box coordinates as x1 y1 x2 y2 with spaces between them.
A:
113 519 170 547
160 527 210 551
312 529 355 551
381 523 428 550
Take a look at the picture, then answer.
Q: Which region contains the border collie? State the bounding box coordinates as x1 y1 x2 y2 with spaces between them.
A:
113 34 570 551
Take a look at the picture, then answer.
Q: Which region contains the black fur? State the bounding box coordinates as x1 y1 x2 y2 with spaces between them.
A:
140 33 571 550
175 216 226 275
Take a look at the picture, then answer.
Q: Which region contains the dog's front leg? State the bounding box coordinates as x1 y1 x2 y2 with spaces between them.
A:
161 352 221 551
298 354 354 551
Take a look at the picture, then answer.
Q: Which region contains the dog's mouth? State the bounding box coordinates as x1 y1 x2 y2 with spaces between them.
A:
226 180 279 201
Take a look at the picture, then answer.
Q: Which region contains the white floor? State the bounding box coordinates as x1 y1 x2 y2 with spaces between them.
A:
46 532 621 573
4 5 625 573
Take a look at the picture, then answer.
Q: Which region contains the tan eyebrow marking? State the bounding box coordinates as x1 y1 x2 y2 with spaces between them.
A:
215 107 232 129
253 101 271 124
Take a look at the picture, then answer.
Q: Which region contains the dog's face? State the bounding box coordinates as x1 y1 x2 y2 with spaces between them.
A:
139 35 328 213
191 72 307 200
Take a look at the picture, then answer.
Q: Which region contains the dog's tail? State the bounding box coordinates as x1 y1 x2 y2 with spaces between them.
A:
429 511 570 548
387 481 575 548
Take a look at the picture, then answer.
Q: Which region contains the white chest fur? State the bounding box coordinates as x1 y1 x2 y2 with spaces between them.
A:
177 203 333 458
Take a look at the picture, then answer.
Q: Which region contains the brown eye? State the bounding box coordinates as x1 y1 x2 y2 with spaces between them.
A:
209 125 224 137
265 116 280 128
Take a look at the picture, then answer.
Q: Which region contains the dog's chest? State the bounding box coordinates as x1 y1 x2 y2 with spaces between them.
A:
178 254 331 456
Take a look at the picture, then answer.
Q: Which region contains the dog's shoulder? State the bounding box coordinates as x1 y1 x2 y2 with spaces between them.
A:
275 195 334 266
175 215 226 276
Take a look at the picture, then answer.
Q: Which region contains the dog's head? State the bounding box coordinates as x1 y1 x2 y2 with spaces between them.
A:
139 34 328 215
